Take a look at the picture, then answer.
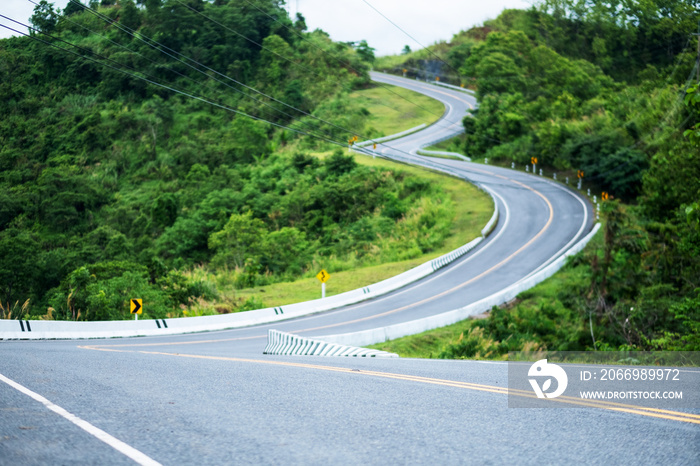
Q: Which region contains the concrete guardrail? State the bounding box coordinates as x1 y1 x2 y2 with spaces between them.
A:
263 329 397 357
317 223 601 348
0 192 498 340
356 124 427 148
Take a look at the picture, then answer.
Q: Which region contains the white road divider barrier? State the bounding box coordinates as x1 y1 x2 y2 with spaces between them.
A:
416 149 470 161
355 124 427 148
317 223 601 348
0 231 487 340
263 329 397 357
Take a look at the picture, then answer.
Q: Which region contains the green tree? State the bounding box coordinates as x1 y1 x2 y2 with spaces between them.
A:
0 229 38 308
209 211 267 269
63 0 85 16
354 40 375 64
683 84 700 144
30 0 59 33
120 0 141 31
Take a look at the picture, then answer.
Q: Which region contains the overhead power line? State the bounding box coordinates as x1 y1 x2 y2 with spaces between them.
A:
0 20 355 151
238 0 466 130
62 0 370 143
1 12 445 163
12 2 512 158
359 0 464 80
170 0 458 136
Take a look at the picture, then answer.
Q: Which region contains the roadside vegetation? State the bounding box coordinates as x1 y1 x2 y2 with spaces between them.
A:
347 84 445 137
234 153 492 307
0 0 490 321
370 0 700 353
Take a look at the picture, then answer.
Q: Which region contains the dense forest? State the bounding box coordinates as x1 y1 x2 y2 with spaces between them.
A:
380 0 699 351
0 0 455 320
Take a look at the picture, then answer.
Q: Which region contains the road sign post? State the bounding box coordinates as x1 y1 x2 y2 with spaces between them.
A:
316 269 330 299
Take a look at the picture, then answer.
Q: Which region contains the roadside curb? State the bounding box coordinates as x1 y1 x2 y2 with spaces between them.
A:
416 149 470 161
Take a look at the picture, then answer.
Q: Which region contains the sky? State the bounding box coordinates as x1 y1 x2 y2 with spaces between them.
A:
1 0 533 56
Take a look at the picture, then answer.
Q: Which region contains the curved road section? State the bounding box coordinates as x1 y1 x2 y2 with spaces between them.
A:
6 74 695 466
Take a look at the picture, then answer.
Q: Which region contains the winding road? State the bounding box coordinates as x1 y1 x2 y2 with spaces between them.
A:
1 73 698 465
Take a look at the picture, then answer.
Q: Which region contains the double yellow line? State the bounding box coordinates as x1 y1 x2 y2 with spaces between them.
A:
81 345 700 425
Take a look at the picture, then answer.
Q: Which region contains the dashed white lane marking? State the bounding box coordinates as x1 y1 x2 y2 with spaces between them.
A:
0 372 162 466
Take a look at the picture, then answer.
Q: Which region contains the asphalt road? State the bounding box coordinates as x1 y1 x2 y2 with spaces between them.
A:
1 73 697 465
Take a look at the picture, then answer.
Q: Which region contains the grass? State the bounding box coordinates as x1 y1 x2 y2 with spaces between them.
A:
367 319 484 359
424 134 467 155
234 153 493 307
348 84 445 137
0 299 30 320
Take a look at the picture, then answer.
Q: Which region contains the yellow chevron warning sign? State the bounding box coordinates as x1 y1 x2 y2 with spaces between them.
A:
130 299 142 314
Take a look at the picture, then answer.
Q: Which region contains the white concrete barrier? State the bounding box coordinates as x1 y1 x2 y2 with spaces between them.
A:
416 149 470 161
263 329 397 357
356 124 427 148
431 80 476 95
0 223 492 340
317 223 601 348
2 133 502 341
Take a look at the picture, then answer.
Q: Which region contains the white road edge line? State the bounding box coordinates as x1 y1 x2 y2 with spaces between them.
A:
517 176 590 280
0 372 162 466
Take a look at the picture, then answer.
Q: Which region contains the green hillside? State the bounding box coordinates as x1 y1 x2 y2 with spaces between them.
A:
372 0 700 353
0 0 487 321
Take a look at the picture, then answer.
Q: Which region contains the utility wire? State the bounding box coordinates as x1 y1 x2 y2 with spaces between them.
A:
359 0 463 79
65 0 375 143
23 0 303 130
171 0 495 143
0 20 358 151
172 0 319 78
233 0 463 131
1 14 440 163
169 0 461 138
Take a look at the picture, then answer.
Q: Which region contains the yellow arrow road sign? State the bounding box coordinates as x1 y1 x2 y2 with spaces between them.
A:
316 269 330 283
130 299 142 314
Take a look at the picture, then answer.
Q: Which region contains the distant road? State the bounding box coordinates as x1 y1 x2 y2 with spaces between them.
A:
3 73 697 465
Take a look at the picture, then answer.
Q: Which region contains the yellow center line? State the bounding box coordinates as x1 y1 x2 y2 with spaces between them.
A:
90 348 699 425
78 334 265 349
